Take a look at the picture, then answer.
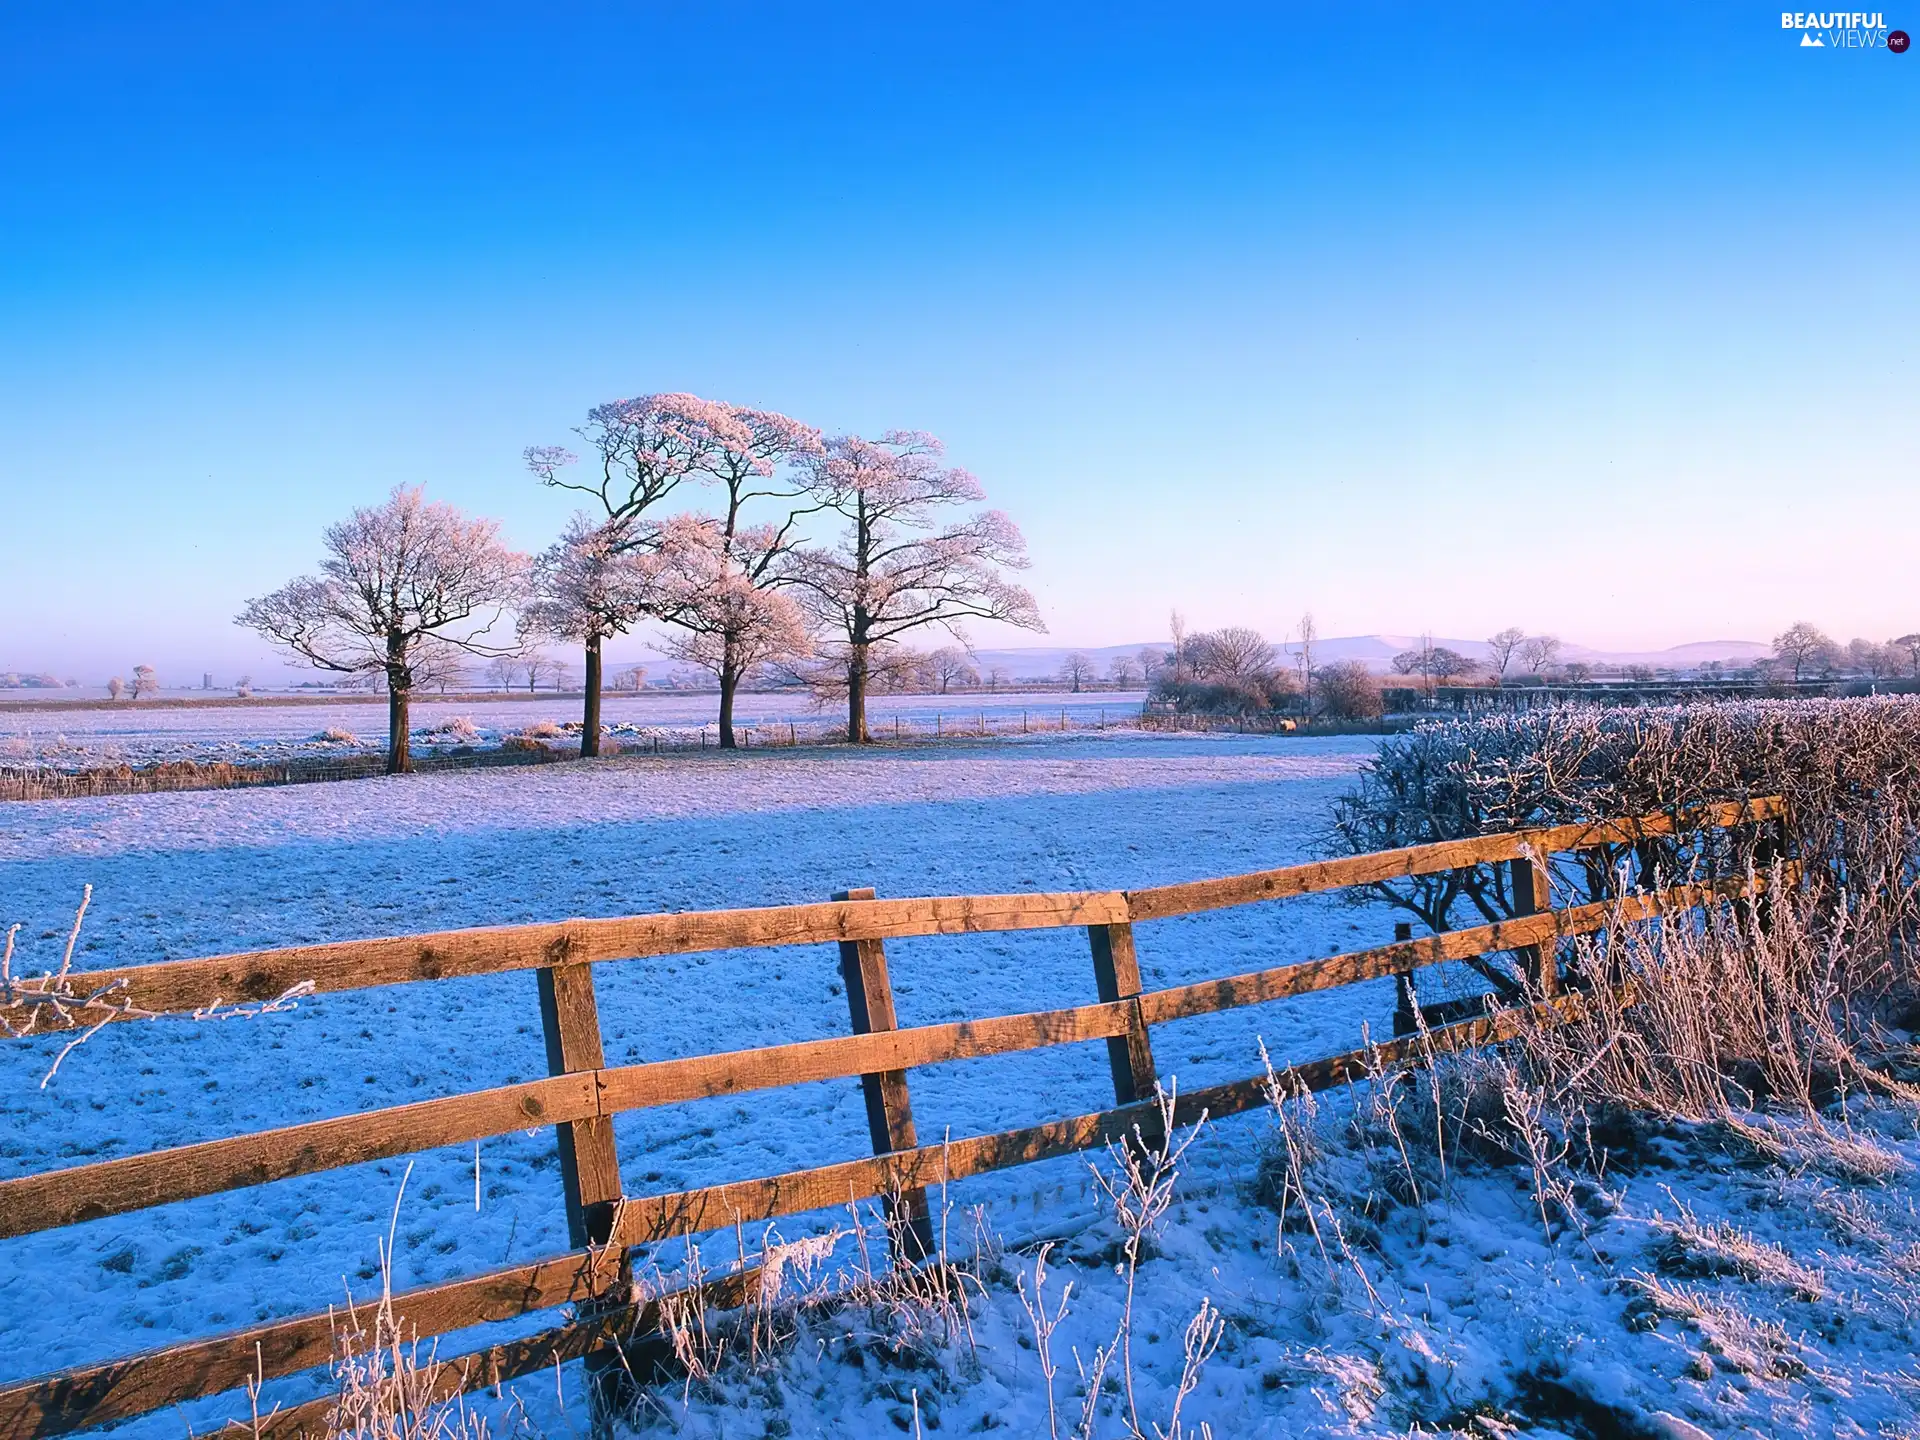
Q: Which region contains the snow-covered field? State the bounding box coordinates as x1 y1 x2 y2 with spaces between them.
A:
0 690 1146 768
0 734 1379 1417
3 730 1912 1438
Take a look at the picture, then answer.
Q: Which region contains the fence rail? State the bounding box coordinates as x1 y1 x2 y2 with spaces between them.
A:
0 796 1787 1438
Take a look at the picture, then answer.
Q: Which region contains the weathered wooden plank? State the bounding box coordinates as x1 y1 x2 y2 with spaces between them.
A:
0 1004 1136 1244
1124 797 1786 920
1509 834 1557 995
248 1266 764 1440
836 887 933 1263
9 891 1132 1033
0 1248 615 1436
595 1001 1131 1115
0 1074 597 1242
537 962 622 1251
1135 876 1771 1027
604 989 1608 1248
1087 922 1157 1105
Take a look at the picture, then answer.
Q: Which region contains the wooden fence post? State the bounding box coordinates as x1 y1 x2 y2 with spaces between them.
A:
1088 922 1158 1106
835 888 935 1264
1391 921 1417 1036
536 960 626 1430
1508 833 1557 994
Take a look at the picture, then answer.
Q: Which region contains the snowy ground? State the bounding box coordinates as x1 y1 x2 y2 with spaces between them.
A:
0 690 1147 769
3 730 1911 1438
0 732 1384 1423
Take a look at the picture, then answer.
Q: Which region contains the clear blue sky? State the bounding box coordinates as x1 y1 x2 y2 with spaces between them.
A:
1 2 1914 679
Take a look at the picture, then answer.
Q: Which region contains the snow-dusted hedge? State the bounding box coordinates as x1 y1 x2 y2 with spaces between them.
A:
1327 697 1920 936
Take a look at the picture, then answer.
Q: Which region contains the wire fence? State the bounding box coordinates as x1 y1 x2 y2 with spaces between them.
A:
2 706 1155 802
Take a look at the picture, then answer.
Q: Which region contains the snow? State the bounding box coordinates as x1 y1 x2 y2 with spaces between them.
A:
0 690 1148 768
3 730 1912 1437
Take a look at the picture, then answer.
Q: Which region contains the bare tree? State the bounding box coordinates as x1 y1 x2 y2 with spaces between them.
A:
106 676 124 701
412 639 471 695
1191 627 1275 683
519 514 665 754
237 486 526 773
928 645 978 693
1486 627 1527 681
130 665 159 699
1315 659 1381 721
1562 661 1594 684
1059 651 1097 692
1137 646 1164 682
1168 611 1192 683
1106 655 1140 688
789 431 1042 743
1848 638 1897 680
1292 612 1318 710
484 656 524 691
987 664 1011 691
1895 633 1920 678
611 664 648 692
1773 621 1835 683
1519 634 1561 674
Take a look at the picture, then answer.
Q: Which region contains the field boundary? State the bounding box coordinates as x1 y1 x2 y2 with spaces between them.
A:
0 797 1787 1437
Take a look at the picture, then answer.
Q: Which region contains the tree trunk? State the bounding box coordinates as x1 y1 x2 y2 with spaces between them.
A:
580 636 603 758
847 645 870 743
387 684 412 774
718 667 738 749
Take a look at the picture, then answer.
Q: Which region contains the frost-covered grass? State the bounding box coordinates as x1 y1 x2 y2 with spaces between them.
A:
0 689 1147 768
613 1081 1920 1438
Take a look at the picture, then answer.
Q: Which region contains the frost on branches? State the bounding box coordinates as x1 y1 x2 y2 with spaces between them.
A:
789 431 1043 742
520 514 667 755
235 486 527 774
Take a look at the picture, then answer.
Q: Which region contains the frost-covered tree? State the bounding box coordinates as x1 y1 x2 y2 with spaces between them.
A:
1773 621 1836 683
524 394 735 752
520 514 664 754
1059 651 1096 692
1895 633 1920 678
1486 627 1527 681
1519 634 1561 674
236 486 526 773
130 665 159 699
656 513 813 733
790 432 1042 742
929 646 977 693
1107 655 1140 688
654 405 823 748
106 676 124 701
1191 627 1274 684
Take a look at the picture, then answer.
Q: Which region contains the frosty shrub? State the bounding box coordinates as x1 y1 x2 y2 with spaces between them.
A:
314 727 361 745
1326 697 1920 938
420 716 480 743
1313 659 1381 721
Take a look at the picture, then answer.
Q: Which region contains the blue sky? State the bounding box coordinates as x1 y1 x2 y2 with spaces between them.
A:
1 2 1915 679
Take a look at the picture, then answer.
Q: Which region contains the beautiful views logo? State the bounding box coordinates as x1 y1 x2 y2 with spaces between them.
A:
1781 11 1908 47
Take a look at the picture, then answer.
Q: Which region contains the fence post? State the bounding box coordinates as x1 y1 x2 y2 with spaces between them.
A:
1088 921 1158 1109
1391 921 1417 1035
834 887 935 1263
535 959 626 1421
1508 832 1556 994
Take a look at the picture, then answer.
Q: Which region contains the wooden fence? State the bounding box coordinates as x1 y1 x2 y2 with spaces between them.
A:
0 798 1787 1438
